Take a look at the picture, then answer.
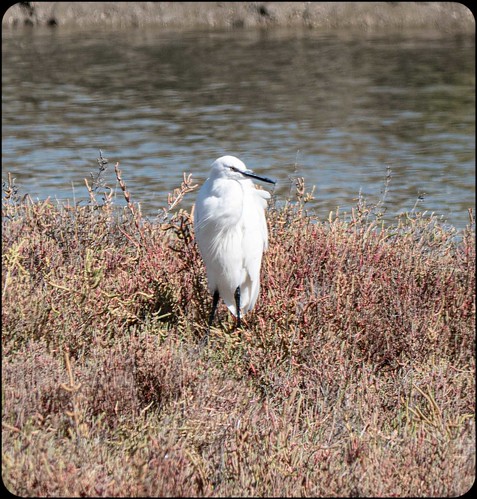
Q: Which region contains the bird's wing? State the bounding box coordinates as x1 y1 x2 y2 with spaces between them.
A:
240 187 270 312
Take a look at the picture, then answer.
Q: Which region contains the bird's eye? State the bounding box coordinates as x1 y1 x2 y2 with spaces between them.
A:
228 166 237 172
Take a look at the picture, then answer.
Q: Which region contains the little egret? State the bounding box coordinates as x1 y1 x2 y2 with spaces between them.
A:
194 155 275 334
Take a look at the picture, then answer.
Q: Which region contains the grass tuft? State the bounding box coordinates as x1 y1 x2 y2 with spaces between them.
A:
2 165 475 496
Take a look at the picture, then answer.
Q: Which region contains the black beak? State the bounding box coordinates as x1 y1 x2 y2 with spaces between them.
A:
240 169 276 185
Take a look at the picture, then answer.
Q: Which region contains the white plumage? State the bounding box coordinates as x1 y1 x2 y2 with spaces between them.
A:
194 155 275 328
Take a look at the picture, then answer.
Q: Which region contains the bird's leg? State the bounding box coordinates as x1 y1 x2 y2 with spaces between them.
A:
203 290 220 346
199 290 219 348
208 290 220 330
234 286 241 329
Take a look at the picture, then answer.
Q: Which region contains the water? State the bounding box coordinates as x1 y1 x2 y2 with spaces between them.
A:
2 27 475 229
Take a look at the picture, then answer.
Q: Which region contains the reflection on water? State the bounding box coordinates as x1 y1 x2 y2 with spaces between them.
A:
2 27 475 229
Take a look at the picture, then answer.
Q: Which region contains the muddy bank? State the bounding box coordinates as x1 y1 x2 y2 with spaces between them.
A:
2 2 475 32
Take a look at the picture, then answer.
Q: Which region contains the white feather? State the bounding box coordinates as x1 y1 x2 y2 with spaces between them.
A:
194 155 273 317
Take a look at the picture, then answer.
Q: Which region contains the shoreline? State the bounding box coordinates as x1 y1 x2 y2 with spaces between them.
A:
2 2 475 32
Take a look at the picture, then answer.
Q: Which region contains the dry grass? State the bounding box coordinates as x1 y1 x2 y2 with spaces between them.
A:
2 164 475 496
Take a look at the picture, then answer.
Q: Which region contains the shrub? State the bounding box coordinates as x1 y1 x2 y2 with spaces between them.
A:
2 166 475 496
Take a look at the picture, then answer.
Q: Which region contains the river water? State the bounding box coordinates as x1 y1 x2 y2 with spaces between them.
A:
2 27 475 229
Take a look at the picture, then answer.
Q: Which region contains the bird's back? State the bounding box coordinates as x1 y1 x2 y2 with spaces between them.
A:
194 178 270 316
239 186 270 314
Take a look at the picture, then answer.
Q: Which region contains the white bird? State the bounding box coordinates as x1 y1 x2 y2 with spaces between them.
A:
194 155 275 334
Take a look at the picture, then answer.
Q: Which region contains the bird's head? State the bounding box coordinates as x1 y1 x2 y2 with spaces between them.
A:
210 155 275 185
